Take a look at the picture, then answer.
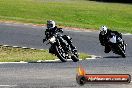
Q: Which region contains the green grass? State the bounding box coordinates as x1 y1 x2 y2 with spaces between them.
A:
0 0 132 33
79 53 91 60
0 46 90 62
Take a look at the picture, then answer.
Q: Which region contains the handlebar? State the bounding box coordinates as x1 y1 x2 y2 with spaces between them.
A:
43 27 63 43
57 28 63 33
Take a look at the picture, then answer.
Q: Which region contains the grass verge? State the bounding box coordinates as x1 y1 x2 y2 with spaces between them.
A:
0 46 91 62
0 0 132 33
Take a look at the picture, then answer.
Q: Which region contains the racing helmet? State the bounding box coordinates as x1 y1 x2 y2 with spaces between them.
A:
47 20 55 29
100 26 108 35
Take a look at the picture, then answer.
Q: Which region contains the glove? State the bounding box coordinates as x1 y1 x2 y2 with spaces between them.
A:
58 28 63 33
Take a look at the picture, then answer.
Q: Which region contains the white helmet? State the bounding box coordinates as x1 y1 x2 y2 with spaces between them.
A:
47 20 55 29
100 26 108 35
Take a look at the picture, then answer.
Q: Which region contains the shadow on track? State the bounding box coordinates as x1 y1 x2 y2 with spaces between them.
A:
28 61 62 63
28 60 76 63
103 56 122 58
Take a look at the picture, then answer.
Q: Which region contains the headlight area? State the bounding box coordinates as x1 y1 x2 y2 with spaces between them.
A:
67 36 71 40
49 36 56 43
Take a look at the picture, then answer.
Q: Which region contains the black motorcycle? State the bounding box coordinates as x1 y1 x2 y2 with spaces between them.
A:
108 35 126 58
43 28 79 62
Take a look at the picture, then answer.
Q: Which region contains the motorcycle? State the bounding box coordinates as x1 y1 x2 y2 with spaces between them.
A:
108 35 126 58
43 28 79 62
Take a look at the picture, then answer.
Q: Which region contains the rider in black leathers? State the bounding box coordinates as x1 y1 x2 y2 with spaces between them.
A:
99 26 123 53
43 20 76 51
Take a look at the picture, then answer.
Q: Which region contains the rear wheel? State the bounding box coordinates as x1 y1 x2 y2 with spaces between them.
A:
71 55 79 62
71 50 79 62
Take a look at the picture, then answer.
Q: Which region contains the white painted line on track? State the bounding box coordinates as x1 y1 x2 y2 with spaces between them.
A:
12 46 19 48
0 56 97 64
45 59 58 61
31 48 36 50
22 47 28 49
0 62 28 64
86 57 96 60
37 60 44 62
86 55 101 60
40 49 44 50
0 85 18 87
3 45 10 47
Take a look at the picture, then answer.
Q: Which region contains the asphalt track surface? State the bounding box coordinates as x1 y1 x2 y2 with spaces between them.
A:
0 23 132 88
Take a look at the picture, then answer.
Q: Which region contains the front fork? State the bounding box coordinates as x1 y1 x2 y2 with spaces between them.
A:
58 36 70 51
49 38 68 55
62 35 77 51
111 43 125 54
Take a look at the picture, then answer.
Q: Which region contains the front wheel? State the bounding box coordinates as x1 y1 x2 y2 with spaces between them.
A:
118 44 126 58
55 45 68 62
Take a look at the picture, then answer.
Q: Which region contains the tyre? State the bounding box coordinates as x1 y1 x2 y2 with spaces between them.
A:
55 45 67 62
118 44 126 58
121 53 126 58
71 51 79 62
71 55 79 62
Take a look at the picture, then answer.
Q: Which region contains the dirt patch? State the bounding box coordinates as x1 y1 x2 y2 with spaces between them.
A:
0 20 97 32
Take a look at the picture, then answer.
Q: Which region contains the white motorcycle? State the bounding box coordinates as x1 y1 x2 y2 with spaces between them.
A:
108 35 126 58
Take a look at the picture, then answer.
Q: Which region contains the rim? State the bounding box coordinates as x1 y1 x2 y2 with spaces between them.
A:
118 44 126 56
57 45 69 60
72 50 79 58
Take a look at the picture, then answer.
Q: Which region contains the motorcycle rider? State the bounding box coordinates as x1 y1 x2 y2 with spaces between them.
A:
99 26 125 53
43 20 77 51
44 20 62 40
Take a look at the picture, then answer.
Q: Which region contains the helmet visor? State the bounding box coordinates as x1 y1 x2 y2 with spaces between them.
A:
47 23 53 28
